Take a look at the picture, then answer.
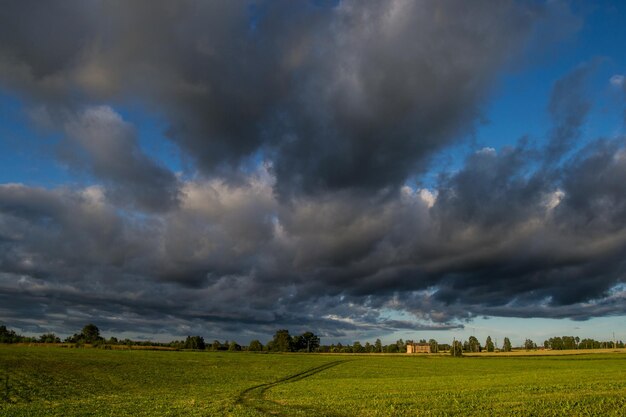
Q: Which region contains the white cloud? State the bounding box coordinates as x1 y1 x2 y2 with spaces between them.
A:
544 189 565 211
476 147 497 156
609 74 624 88
419 189 437 208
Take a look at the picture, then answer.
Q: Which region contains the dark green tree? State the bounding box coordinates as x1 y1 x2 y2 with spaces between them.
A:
396 339 405 352
248 340 263 351
579 338 599 349
468 336 481 352
551 337 564 350
228 341 241 351
524 339 536 350
385 343 399 353
0 325 23 343
184 335 206 350
450 340 463 357
39 333 61 343
269 329 293 352
485 336 494 352
562 336 577 350
81 324 103 344
502 337 512 352
374 338 383 353
169 340 184 349
292 332 320 352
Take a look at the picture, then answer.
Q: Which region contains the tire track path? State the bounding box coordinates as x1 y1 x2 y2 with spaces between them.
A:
237 359 349 416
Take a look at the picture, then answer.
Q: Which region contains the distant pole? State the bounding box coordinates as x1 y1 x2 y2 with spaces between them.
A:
613 332 616 349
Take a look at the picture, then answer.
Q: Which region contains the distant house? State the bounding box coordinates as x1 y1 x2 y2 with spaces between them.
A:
406 342 431 354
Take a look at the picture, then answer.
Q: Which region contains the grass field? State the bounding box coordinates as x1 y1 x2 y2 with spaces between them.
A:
1 346 625 416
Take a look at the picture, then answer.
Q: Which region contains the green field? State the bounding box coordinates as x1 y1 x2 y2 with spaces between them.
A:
1 346 625 416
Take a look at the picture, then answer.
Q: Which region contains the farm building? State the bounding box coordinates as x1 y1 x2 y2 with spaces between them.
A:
406 342 431 354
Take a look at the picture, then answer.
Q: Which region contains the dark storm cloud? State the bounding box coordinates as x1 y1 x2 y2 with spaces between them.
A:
557 139 626 230
0 184 135 279
59 106 180 212
0 177 450 338
0 1 97 98
545 63 594 162
4 131 626 340
423 137 626 316
3 1 626 340
0 0 537 195
268 0 535 195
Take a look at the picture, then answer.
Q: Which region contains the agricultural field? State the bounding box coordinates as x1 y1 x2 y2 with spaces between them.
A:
1 345 625 416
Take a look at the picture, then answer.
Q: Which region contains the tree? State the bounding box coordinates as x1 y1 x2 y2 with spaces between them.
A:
248 340 263 351
468 336 481 352
385 343 399 353
438 343 451 352
562 336 577 350
352 341 364 353
374 338 383 353
524 339 536 350
502 337 512 352
292 331 320 352
396 339 406 352
39 333 61 343
545 337 565 350
450 340 463 357
228 341 241 351
428 339 438 353
269 329 293 352
579 338 599 349
0 325 24 343
184 335 206 350
81 324 102 344
485 336 494 352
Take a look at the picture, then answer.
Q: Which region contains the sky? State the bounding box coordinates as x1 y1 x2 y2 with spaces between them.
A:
1 0 626 346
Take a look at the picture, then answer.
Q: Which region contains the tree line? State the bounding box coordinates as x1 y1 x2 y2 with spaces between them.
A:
1 325 623 353
447 335 624 356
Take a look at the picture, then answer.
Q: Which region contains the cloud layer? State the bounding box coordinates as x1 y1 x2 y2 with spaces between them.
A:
1 1 625 340
1 0 536 194
3 132 626 339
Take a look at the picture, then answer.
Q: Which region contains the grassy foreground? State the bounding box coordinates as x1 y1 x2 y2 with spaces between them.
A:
1 346 625 416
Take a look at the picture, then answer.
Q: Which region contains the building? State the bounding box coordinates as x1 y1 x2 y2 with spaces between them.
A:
406 342 431 354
